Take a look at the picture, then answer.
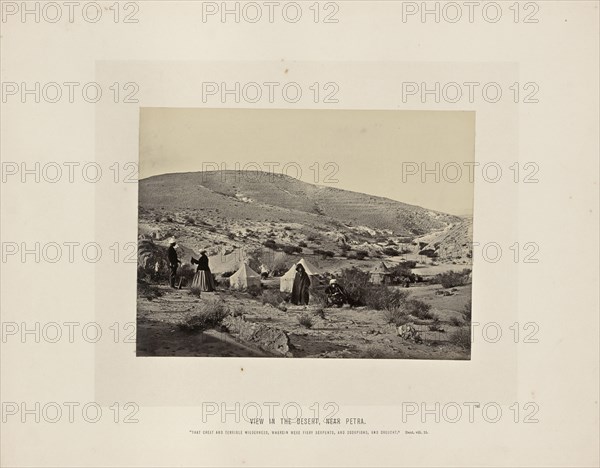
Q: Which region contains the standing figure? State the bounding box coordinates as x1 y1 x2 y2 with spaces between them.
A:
167 238 181 288
291 263 310 305
260 264 270 280
191 250 216 292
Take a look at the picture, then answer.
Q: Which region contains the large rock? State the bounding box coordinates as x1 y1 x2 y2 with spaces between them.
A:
397 323 423 343
222 316 291 356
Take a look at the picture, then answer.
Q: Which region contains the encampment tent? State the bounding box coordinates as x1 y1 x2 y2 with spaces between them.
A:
229 263 261 290
370 261 392 285
280 258 322 293
208 249 249 275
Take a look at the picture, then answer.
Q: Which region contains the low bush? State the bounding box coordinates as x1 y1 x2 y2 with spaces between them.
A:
450 316 463 326
283 245 302 255
449 326 471 349
360 345 392 359
297 313 313 329
434 269 472 289
137 280 163 301
354 250 369 260
365 287 409 311
178 264 196 284
382 247 400 257
405 299 434 320
178 299 230 333
262 290 285 307
338 267 371 306
310 289 328 308
462 300 472 321
383 307 410 326
314 249 335 259
246 284 262 297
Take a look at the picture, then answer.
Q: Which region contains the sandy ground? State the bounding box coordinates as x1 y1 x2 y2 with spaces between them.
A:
137 282 471 360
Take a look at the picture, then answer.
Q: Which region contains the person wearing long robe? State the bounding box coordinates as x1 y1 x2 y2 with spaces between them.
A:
291 264 310 305
191 250 215 291
167 241 181 288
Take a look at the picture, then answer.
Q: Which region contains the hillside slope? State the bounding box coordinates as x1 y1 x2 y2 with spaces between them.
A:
139 171 459 236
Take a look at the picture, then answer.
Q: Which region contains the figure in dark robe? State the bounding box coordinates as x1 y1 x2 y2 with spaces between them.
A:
167 239 181 288
191 250 215 292
291 263 310 305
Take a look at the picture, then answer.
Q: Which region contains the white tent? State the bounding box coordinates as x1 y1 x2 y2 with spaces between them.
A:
279 258 322 293
229 264 262 290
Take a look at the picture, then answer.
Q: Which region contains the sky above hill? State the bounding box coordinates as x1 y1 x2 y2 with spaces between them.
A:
139 108 474 216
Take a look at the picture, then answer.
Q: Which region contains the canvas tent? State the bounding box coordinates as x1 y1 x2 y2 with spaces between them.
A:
229 263 261 290
280 258 322 293
370 261 392 285
208 249 249 275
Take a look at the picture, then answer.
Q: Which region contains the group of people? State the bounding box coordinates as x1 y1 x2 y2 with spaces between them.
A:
290 263 348 307
166 239 348 305
166 238 215 292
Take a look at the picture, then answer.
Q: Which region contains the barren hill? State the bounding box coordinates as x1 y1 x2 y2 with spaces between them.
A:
139 171 459 236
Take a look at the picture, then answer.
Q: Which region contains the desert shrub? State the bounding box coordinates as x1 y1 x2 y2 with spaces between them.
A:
179 264 196 281
314 307 326 319
338 267 371 306
450 316 463 326
435 269 472 289
365 287 410 311
399 260 417 269
207 226 217 233
137 280 163 300
283 245 302 255
297 313 313 329
313 249 335 259
270 260 291 277
354 250 368 260
284 226 292 231
299 241 307 248
382 247 400 257
462 300 472 321
449 326 471 349
383 307 410 326
166 216 174 222
389 264 414 283
360 345 392 359
263 239 279 250
406 299 434 320
154 216 161 222
178 299 230 333
227 232 236 239
246 284 262 297
262 290 285 307
184 215 195 225
310 289 328 307
189 286 202 297
307 235 316 241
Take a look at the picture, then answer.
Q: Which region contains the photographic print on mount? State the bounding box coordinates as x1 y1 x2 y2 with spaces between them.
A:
136 108 474 359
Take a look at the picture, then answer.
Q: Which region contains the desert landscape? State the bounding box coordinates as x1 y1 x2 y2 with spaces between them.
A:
136 170 473 359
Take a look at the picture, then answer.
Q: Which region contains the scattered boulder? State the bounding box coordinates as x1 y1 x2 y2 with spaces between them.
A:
397 323 423 343
222 316 291 356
